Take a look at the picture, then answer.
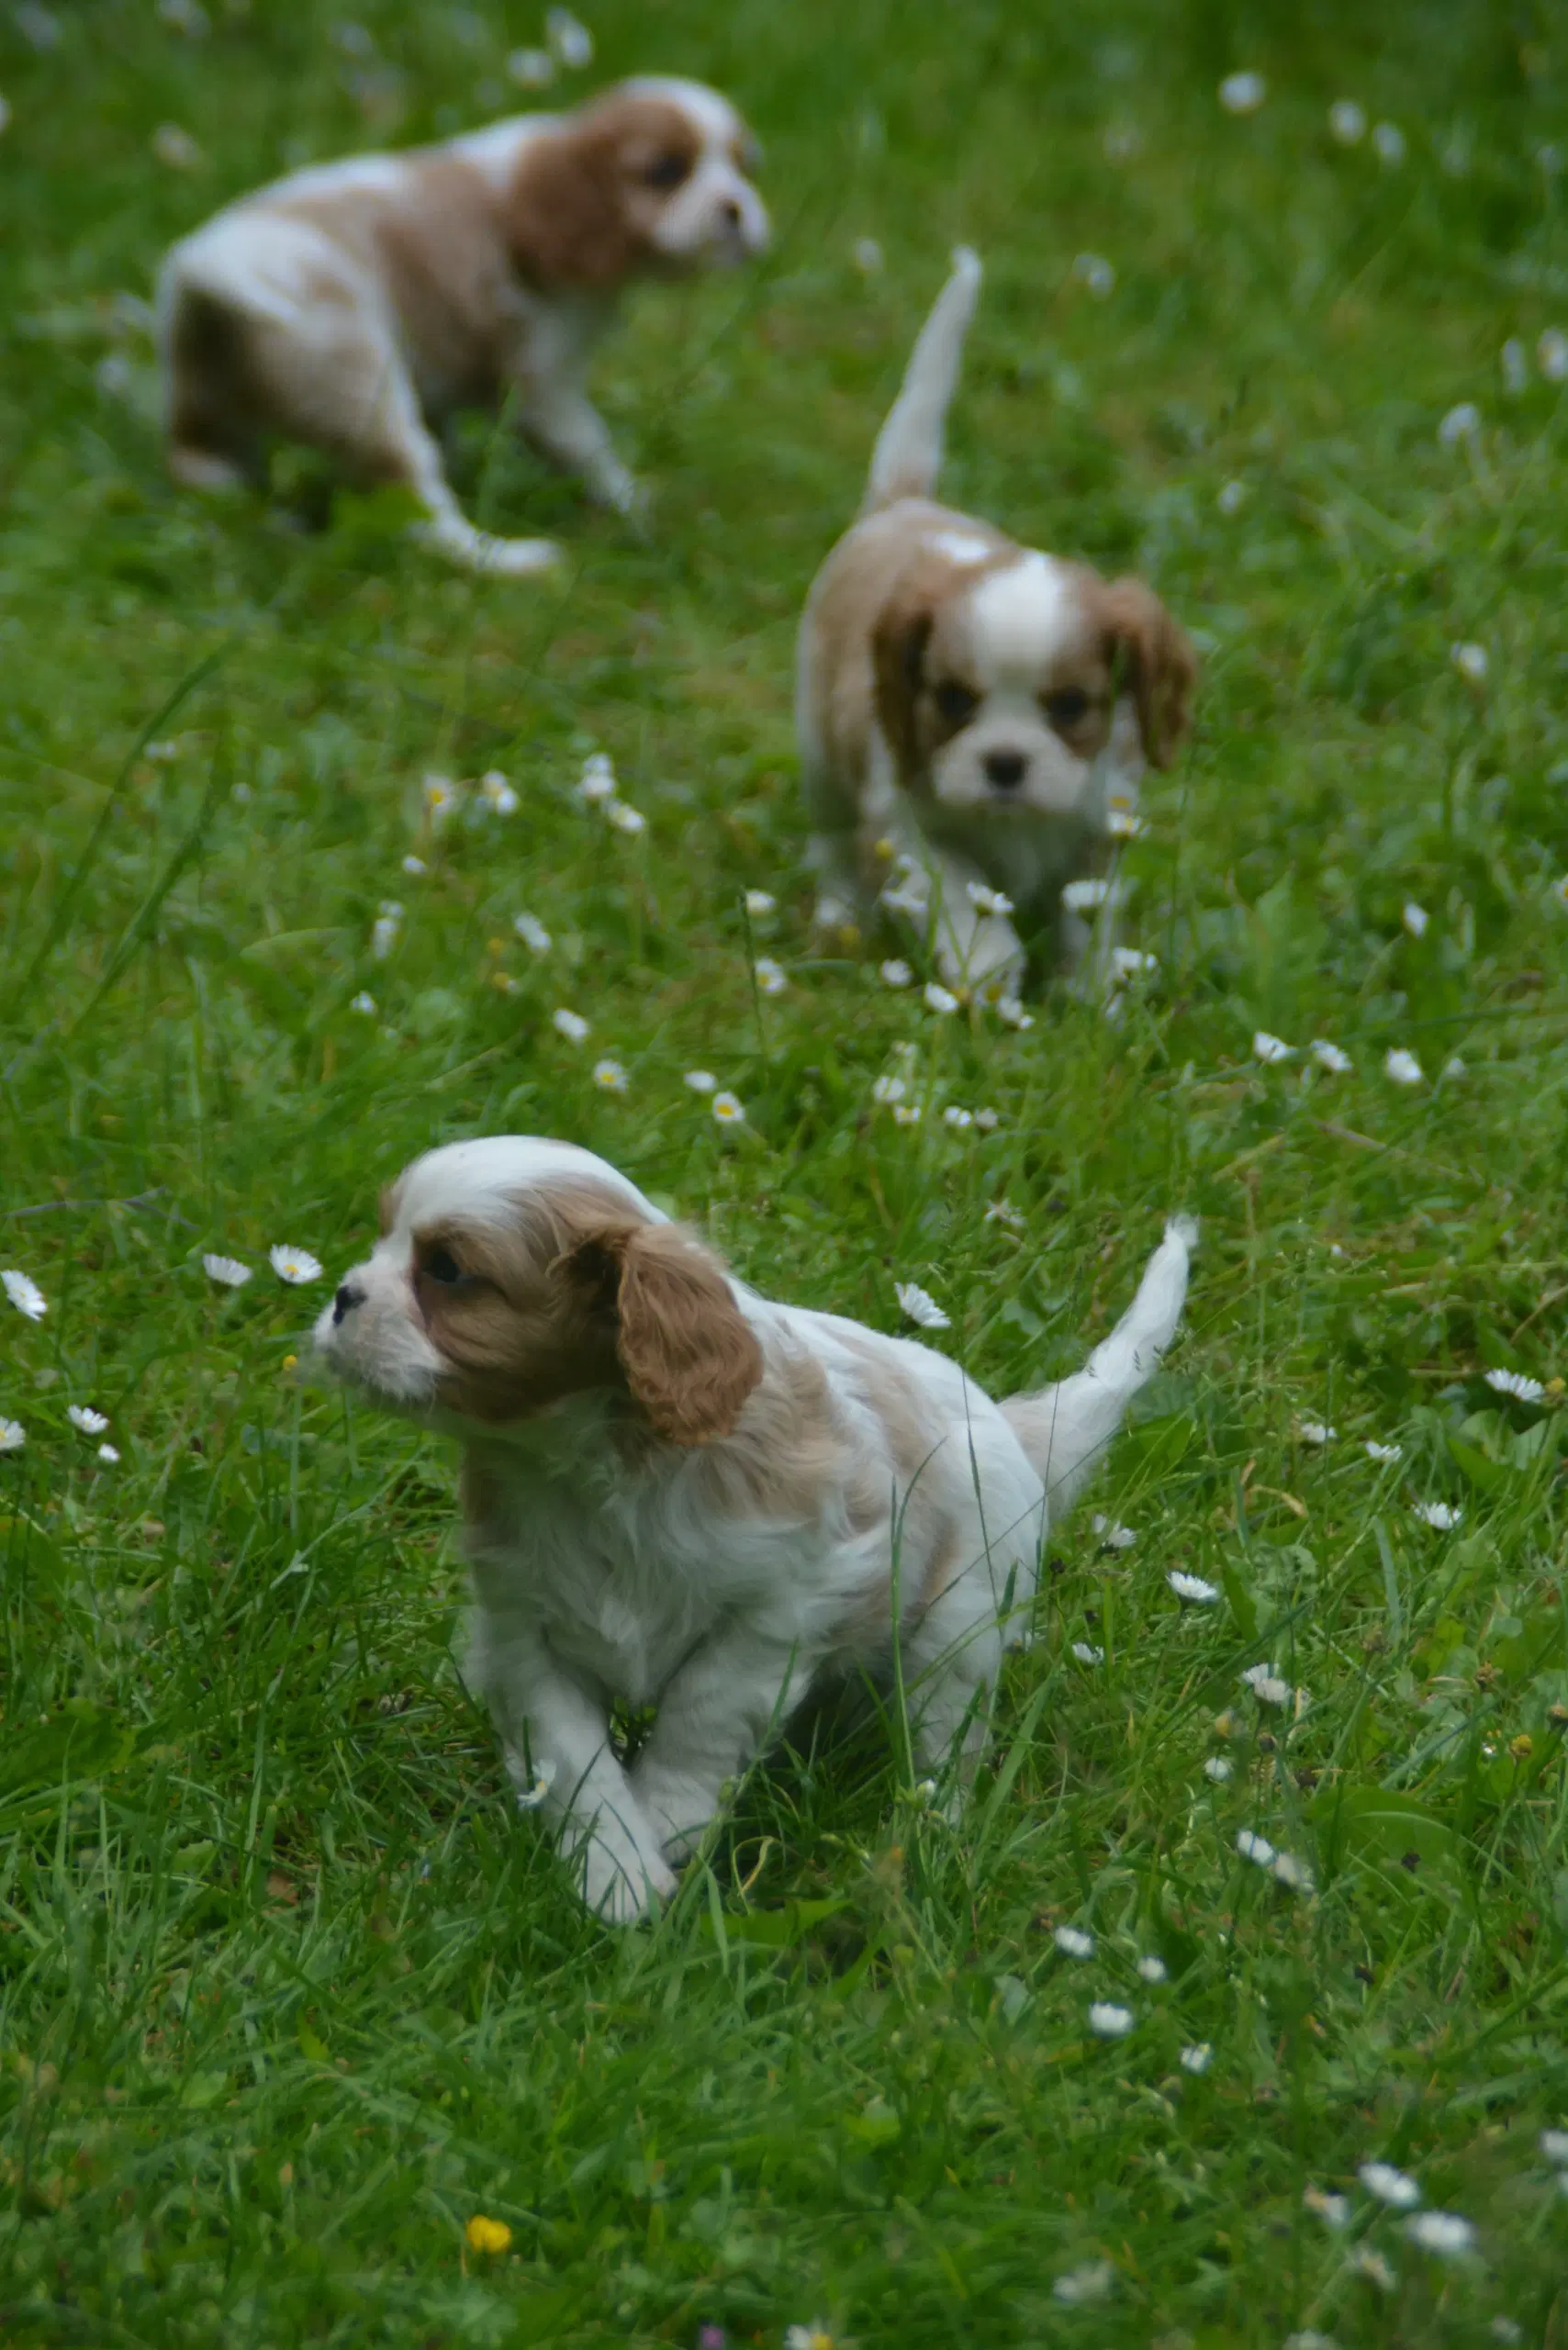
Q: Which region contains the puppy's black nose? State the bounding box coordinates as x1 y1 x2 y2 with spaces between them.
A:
720 197 743 229
984 749 1027 790
333 1281 365 1326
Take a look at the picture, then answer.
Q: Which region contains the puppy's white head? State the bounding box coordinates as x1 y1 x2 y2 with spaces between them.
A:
506 77 768 289
873 539 1195 821
313 1136 763 1448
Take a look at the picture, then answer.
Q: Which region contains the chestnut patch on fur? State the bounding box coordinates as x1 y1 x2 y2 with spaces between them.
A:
1090 576 1197 767
505 94 705 289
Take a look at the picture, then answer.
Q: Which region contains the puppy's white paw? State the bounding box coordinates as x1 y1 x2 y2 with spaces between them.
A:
169 445 250 496
631 1765 720 1863
579 1839 677 1925
413 517 562 577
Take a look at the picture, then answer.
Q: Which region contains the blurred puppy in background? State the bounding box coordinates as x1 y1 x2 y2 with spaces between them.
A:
797 249 1195 997
315 1135 1194 1922
156 77 768 574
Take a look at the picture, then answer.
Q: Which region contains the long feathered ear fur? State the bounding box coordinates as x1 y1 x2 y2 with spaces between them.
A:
1098 578 1197 769
557 1223 764 1446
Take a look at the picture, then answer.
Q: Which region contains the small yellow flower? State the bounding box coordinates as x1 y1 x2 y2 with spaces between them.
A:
465 2215 511 2256
281 1354 297 1372
487 937 506 956
1509 1734 1534 1763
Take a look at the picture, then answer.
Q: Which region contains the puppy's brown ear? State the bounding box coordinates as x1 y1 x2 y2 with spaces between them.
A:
871 569 941 774
559 1224 764 1446
1099 578 1196 769
506 127 633 289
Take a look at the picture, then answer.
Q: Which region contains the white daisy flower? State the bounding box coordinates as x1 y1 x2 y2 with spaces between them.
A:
400 855 427 878
203 1253 252 1288
1071 252 1115 298
576 755 617 804
1204 1756 1233 1784
1450 641 1488 683
1372 119 1406 164
1364 1438 1403 1462
97 1443 120 1464
1137 1954 1168 1984
1271 1849 1315 1892
350 990 377 1016
1052 2262 1114 2305
1179 2043 1212 2074
1412 1499 1462 1530
591 1058 628 1093
1168 1569 1219 1604
1437 405 1480 450
1054 1925 1095 1958
1110 946 1157 982
67 1405 110 1435
1484 1368 1544 1404
1061 877 1110 912
973 1108 1001 1132
151 121 201 168
1539 327 1568 383
683 1069 718 1093
605 800 646 835
890 1103 923 1126
881 883 929 920
871 1075 907 1105
1298 1418 1336 1445
994 995 1035 1030
3 1270 47 1321
1384 1046 1424 1086
1236 1829 1276 1868
515 1757 558 1809
711 1091 745 1126
744 890 776 918
479 770 519 815
1092 1515 1137 1550
1252 1030 1294 1064
896 1281 950 1331
1404 2210 1474 2257
1502 337 1529 394
879 958 913 989
1216 478 1248 515
371 901 402 958
966 879 1015 917
942 1105 974 1131
784 2322 834 2350
1354 2249 1397 2292
491 973 521 999
544 6 592 68
552 1008 590 1045
1088 2001 1135 2037
514 912 552 955
754 957 788 997
1328 98 1367 143
1241 1664 1293 1707
1441 1055 1465 1080
924 981 959 1015
1402 900 1430 936
1360 2160 1421 2210
851 236 885 276
1310 1038 1352 1073
1304 2186 1351 2228
1071 1642 1104 1666
269 1245 323 1285
1218 70 1266 114
1540 2129 1568 2165
506 45 554 86
1105 804 1144 839
421 771 459 822
984 1197 1022 1226
0 1417 26 1452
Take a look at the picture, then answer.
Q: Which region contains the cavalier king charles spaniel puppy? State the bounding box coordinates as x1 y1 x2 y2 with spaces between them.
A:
797 249 1196 995
314 1135 1194 1922
156 77 768 575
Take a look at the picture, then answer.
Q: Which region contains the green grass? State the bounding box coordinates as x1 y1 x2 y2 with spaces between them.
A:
6 0 1568 2341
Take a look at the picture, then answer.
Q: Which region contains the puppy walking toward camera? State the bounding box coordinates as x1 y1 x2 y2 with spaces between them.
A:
315 1136 1194 1920
156 78 768 574
797 250 1195 993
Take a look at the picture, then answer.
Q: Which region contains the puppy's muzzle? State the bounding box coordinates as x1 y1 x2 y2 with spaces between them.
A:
984 749 1027 793
333 1281 366 1326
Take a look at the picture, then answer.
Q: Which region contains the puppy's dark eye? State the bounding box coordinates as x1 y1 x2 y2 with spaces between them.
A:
642 151 691 190
1045 688 1091 729
934 680 979 725
423 1247 463 1285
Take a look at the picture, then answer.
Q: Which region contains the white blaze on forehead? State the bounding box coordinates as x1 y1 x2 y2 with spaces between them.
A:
618 75 745 144
926 530 994 566
393 1136 663 1232
966 552 1078 685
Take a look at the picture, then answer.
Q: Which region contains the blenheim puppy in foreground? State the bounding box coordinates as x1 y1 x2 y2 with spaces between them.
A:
156 78 768 575
797 249 1196 994
315 1136 1194 1921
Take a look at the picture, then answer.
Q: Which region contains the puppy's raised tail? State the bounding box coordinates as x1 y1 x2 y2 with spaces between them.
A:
861 245 982 515
1002 1216 1196 1520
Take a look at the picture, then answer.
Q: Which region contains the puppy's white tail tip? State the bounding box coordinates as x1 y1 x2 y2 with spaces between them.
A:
1166 1212 1200 1253
862 246 984 514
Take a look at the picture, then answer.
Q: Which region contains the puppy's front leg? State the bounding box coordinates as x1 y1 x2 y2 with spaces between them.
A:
468 1611 674 1921
516 377 643 518
630 1627 813 1862
902 846 1024 997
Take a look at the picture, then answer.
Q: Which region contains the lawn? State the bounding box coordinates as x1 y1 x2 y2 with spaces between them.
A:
4 0 1568 2342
